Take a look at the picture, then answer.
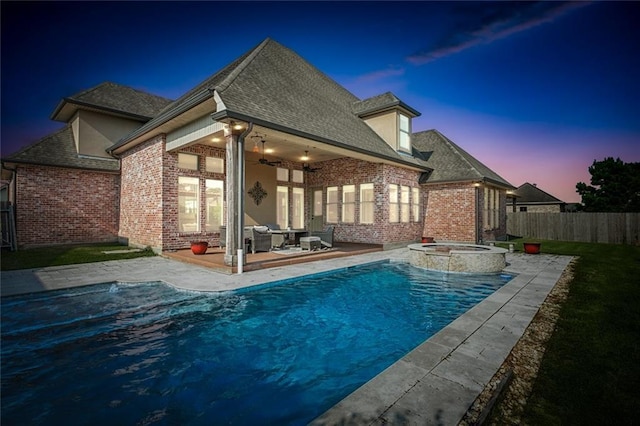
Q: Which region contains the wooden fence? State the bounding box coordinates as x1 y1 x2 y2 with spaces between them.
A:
507 212 640 245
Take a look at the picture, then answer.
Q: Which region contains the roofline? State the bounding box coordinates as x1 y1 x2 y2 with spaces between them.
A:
1 158 120 174
356 100 421 118
421 177 516 190
210 109 432 171
50 98 154 122
108 89 214 154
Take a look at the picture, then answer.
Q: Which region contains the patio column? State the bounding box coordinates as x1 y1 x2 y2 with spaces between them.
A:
223 121 252 267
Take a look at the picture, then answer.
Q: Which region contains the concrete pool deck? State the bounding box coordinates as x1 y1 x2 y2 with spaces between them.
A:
1 249 572 425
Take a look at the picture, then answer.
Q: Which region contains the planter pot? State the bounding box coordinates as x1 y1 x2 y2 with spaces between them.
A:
523 242 541 254
421 236 435 243
190 241 209 255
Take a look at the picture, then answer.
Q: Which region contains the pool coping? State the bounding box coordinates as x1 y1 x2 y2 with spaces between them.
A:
0 249 572 425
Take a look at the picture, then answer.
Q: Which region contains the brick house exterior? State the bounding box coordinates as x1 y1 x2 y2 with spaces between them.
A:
2 39 514 253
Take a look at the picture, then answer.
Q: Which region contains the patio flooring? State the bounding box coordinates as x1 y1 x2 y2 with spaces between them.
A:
163 242 383 273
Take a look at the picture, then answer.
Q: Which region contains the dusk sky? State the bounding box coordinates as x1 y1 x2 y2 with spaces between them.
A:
2 1 639 203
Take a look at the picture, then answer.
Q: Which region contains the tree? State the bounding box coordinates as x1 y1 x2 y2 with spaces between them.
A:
576 157 640 212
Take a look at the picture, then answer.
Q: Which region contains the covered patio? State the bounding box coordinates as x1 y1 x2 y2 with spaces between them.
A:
164 242 383 274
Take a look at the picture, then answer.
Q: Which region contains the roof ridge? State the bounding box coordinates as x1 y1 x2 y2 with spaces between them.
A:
215 38 271 93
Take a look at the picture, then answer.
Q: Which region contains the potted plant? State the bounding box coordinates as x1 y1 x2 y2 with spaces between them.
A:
523 241 541 254
190 241 209 255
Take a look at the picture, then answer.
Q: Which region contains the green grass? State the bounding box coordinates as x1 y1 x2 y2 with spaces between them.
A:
1 243 156 271
496 239 640 424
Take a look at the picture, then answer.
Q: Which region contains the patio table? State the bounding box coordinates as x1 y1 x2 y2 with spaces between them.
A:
270 229 308 246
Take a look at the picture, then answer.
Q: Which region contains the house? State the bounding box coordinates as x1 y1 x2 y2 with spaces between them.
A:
509 182 566 212
1 38 514 265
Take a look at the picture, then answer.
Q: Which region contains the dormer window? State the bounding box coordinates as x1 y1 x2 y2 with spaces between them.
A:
399 113 411 152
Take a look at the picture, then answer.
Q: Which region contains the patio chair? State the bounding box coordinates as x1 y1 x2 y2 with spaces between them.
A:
310 225 334 248
249 226 274 254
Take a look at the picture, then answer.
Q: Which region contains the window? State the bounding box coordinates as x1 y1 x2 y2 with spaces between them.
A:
484 187 499 229
205 179 224 231
389 184 399 223
178 176 199 232
292 169 304 183
399 114 411 152
178 153 198 170
205 157 224 174
360 183 374 224
326 186 339 223
342 185 355 223
277 167 289 182
292 187 305 229
520 206 528 212
400 185 410 223
411 187 420 222
276 186 289 229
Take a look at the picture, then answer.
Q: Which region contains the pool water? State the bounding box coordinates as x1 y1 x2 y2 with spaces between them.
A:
1 262 513 425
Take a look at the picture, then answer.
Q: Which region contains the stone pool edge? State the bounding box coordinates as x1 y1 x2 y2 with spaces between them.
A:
310 253 572 426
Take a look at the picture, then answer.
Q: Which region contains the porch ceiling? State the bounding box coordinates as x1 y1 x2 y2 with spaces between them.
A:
185 124 408 166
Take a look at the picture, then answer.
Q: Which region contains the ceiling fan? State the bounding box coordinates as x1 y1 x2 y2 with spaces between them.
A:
302 150 321 172
255 137 282 167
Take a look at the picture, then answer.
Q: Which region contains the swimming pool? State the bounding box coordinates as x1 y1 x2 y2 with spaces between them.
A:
1 261 513 425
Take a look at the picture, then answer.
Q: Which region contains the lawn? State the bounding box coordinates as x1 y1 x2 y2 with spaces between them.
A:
496 239 640 424
1 243 156 271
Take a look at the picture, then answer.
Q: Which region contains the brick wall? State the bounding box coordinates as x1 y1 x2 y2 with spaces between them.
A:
306 157 423 245
15 164 119 247
423 183 477 242
119 135 165 250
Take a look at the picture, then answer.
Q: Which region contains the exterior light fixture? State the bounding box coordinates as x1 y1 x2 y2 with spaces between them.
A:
211 137 221 143
301 150 310 162
252 140 260 152
233 123 243 130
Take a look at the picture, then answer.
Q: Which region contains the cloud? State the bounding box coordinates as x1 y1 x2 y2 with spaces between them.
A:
354 66 405 83
407 1 590 65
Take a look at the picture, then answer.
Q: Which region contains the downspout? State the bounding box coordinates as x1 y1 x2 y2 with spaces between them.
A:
475 183 481 244
236 122 253 272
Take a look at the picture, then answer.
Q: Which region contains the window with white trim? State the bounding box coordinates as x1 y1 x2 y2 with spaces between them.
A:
205 157 224 174
399 114 411 152
178 153 198 170
326 186 339 223
178 176 199 232
277 186 289 229
205 179 224 231
292 187 305 229
277 167 289 182
292 169 304 183
411 187 420 222
359 183 374 224
400 185 410 223
342 185 355 223
389 184 399 223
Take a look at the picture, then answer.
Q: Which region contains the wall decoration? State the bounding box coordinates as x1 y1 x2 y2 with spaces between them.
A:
248 181 268 205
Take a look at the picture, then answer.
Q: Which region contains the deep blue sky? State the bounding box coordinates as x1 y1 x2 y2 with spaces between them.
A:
2 1 639 202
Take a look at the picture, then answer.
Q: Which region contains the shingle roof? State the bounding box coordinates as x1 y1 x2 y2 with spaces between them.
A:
117 38 430 169
4 126 120 172
51 82 173 122
353 92 421 117
213 39 428 167
515 182 564 203
412 129 514 188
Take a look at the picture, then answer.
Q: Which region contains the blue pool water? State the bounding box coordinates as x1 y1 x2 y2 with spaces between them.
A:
1 262 513 425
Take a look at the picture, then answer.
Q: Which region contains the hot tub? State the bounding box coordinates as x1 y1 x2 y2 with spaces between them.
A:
407 243 508 273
